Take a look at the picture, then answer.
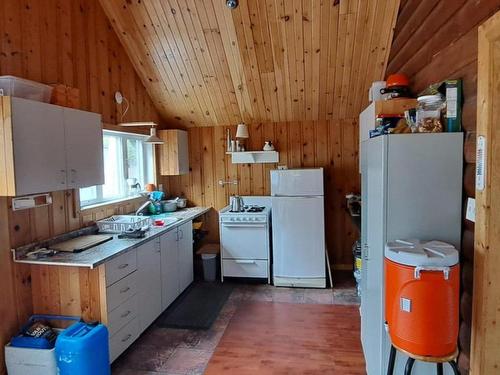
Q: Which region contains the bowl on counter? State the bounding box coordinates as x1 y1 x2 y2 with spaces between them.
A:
161 200 177 212
175 197 187 208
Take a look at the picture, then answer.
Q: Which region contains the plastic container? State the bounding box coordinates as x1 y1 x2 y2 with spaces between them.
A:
385 240 459 357
5 342 58 375
0 75 53 102
416 95 444 133
202 253 217 281
55 322 110 375
6 315 80 375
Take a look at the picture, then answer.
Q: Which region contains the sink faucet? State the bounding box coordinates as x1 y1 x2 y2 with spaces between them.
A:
135 200 152 216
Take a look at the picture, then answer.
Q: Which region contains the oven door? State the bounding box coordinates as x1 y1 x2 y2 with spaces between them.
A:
220 222 269 260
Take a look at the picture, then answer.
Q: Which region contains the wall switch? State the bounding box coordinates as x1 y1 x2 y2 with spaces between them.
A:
466 197 476 223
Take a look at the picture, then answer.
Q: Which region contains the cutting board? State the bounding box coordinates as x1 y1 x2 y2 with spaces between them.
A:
51 235 113 253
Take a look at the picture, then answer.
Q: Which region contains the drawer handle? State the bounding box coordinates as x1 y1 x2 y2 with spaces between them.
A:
120 310 131 318
121 334 132 343
120 287 131 294
235 260 256 264
118 263 129 269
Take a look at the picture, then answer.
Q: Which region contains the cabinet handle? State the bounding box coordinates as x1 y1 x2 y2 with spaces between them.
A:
60 170 66 185
235 260 256 264
120 310 131 318
121 334 132 342
120 287 130 294
70 169 76 184
179 229 184 240
176 231 179 242
118 263 129 269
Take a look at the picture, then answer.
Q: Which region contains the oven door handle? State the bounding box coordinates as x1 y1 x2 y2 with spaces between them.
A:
221 223 266 228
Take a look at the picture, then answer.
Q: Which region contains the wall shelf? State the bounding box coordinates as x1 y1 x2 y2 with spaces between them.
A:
226 151 279 164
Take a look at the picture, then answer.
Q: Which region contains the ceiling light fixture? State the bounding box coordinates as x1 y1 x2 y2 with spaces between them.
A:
115 91 164 144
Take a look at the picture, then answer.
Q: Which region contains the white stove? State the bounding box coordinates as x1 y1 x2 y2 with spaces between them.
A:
219 199 271 283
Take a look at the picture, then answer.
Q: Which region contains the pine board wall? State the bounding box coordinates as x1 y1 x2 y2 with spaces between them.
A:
387 1 500 373
0 0 160 373
160 119 360 268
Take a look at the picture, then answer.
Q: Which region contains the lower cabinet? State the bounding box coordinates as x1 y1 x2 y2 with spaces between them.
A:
106 220 194 362
178 221 194 292
159 220 194 309
160 228 180 310
136 239 162 332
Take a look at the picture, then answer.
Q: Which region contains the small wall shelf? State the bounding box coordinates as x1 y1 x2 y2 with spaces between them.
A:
227 151 279 164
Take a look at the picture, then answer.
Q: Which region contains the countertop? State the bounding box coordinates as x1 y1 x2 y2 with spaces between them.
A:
13 206 210 269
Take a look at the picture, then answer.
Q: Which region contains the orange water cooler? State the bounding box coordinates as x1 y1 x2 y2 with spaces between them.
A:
384 240 460 374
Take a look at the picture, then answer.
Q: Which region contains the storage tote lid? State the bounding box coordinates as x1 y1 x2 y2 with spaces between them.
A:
385 239 459 267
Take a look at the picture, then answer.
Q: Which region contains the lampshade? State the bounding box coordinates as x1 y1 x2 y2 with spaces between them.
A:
144 126 164 144
236 123 249 138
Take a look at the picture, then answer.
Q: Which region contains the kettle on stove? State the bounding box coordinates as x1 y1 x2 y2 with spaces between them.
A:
230 195 244 212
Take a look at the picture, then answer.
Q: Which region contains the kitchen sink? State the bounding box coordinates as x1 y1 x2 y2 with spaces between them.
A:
148 214 179 226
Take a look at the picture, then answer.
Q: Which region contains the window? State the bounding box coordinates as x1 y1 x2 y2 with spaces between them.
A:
80 130 155 207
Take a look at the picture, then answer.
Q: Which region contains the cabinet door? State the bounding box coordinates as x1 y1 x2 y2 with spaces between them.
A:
11 98 66 195
160 229 180 310
177 130 189 174
178 221 193 292
64 107 104 188
136 240 162 332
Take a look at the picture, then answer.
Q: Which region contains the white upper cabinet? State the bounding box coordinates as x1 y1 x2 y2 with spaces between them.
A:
11 98 67 196
64 107 104 189
0 97 104 196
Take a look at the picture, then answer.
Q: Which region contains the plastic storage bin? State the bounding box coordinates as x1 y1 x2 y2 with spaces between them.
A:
56 321 110 375
0 75 53 102
5 315 80 375
202 253 217 281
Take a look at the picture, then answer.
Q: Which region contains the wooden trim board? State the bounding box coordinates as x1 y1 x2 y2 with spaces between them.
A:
471 9 500 374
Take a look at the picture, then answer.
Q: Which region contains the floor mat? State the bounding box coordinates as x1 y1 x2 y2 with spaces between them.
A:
156 282 233 330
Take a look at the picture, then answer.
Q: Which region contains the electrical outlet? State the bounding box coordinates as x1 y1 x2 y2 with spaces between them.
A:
466 197 476 223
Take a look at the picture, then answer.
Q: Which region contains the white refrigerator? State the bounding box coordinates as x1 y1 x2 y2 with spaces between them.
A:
270 168 326 288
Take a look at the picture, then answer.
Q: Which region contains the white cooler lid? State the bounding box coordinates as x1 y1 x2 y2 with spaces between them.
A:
385 239 459 267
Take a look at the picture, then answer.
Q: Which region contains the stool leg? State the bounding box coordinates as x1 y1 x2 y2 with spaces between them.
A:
404 358 415 375
448 360 461 375
437 363 443 375
387 345 396 375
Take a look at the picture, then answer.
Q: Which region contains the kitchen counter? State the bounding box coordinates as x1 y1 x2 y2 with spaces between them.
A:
12 206 210 269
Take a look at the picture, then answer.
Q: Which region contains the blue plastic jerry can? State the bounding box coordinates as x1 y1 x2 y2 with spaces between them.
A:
55 322 110 375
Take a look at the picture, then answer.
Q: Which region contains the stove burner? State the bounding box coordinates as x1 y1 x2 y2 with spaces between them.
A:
229 205 266 213
246 206 265 213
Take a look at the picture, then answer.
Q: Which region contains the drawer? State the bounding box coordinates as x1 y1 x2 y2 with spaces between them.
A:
109 318 139 363
107 294 138 337
222 259 268 278
105 249 137 287
106 271 138 312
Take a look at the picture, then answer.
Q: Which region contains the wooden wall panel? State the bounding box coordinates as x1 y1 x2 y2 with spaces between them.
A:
160 119 360 268
0 1 161 373
100 0 400 128
387 1 500 373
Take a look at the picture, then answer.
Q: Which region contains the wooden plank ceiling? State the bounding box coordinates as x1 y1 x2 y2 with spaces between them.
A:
100 0 400 127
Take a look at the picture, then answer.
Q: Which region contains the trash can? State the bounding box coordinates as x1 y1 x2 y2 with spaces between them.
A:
202 253 217 282
385 240 460 357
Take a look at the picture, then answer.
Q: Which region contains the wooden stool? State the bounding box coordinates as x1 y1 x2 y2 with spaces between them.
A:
387 344 460 375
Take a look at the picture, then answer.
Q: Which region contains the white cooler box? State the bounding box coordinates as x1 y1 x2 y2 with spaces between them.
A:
5 343 57 375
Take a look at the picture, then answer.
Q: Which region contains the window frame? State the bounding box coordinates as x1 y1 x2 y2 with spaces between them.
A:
79 129 156 209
